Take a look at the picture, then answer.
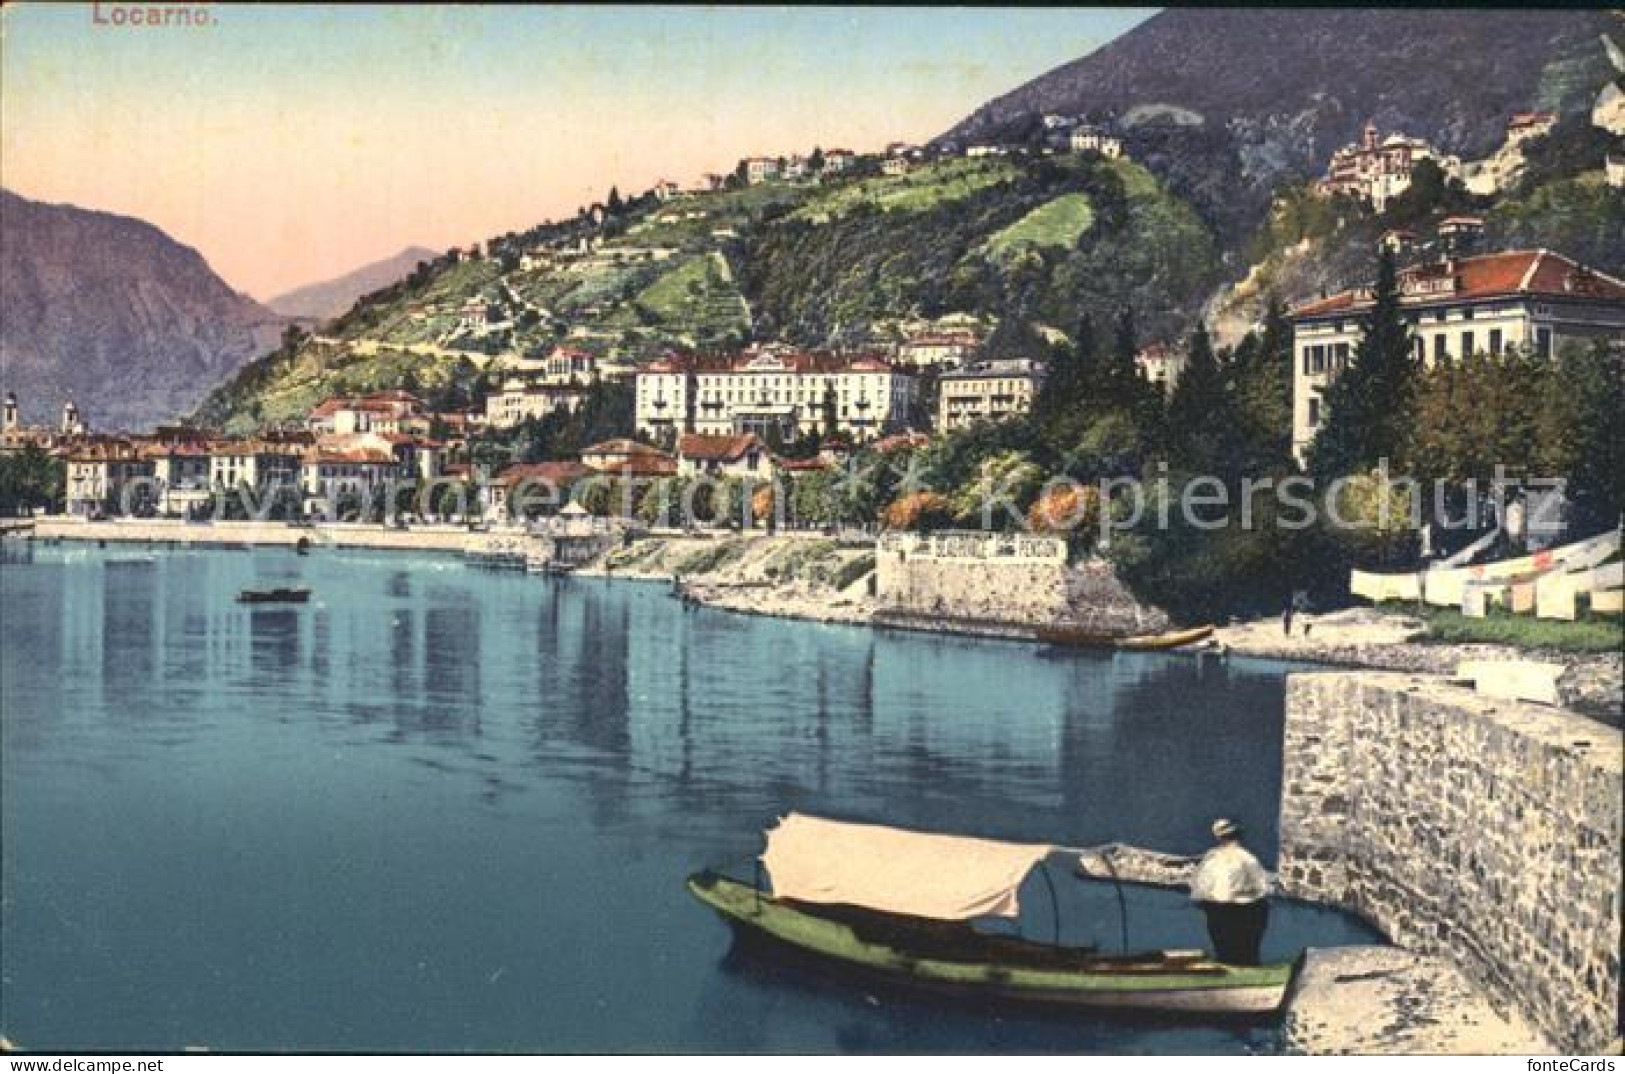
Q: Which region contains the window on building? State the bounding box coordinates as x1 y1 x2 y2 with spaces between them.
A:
1307 398 1321 427
1414 337 1426 362
1489 329 1503 355
1435 310 1447 323
1434 335 1448 362
1461 331 1475 357
1535 327 1552 358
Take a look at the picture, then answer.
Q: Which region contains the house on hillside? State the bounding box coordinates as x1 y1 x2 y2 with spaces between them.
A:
1288 249 1625 461
580 438 676 478
1318 121 1462 211
744 157 780 184
822 149 855 173
483 379 586 429
1135 343 1187 392
936 358 1046 432
676 432 775 480
1069 127 1123 159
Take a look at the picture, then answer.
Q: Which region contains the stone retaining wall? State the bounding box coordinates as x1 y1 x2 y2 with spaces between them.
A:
874 531 1167 633
1279 672 1622 1053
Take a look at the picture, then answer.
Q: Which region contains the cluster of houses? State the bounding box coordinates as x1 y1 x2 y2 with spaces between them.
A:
1317 111 1571 210
6 389 449 519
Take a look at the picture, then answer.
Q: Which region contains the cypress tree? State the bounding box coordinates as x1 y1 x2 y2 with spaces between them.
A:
1308 249 1417 478
1032 314 1095 441
1235 297 1294 469
1168 322 1236 472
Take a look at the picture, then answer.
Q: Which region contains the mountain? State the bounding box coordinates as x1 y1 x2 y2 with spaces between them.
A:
267 246 441 322
936 8 1616 241
0 190 286 432
199 10 1623 435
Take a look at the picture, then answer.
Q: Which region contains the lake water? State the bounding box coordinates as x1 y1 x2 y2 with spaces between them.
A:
0 543 1379 1053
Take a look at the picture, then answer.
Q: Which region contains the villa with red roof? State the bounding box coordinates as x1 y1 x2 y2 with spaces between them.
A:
1288 248 1625 461
676 433 775 480
635 345 917 443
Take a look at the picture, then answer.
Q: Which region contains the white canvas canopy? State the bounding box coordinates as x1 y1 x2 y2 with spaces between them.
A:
760 813 1055 921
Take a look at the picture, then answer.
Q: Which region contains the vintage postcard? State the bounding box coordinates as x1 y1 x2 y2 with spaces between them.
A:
1 3 1620 1062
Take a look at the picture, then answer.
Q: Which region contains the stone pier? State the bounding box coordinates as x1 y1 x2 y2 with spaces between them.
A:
1279 671 1622 1054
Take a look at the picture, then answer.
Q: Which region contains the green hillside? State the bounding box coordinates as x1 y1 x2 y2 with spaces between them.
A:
196 150 1223 431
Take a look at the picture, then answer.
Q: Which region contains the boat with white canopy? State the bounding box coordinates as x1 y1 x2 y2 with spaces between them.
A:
688 813 1300 1016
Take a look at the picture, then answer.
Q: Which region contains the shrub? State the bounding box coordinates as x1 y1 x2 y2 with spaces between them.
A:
883 491 955 532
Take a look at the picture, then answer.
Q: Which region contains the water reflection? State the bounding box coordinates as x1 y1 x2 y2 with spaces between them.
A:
1 544 1374 1053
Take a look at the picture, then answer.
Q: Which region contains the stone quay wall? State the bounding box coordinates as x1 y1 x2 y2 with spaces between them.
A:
32 517 478 552
1279 671 1622 1053
874 531 1168 633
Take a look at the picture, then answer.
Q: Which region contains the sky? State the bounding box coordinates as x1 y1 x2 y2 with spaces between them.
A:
1 4 1154 301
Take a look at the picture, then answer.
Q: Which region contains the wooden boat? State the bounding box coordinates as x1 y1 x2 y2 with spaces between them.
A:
236 586 311 604
1037 624 1216 651
688 814 1298 1016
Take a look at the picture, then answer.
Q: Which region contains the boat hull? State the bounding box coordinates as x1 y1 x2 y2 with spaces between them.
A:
1038 625 1216 651
689 873 1296 1016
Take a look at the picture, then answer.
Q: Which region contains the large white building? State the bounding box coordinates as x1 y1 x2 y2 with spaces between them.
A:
936 358 1047 432
634 346 917 443
1318 122 1462 212
1289 249 1625 461
483 379 587 429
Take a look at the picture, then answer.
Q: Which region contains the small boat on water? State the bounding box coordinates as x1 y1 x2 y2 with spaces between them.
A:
236 586 311 604
688 813 1299 1016
1037 624 1216 651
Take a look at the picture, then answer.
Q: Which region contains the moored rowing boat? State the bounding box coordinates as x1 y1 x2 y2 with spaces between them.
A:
1037 624 1216 651
689 873 1297 1014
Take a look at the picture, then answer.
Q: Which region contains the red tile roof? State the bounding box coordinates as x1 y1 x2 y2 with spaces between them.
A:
492 461 593 488
872 431 930 454
587 456 678 478
678 433 763 462
305 447 398 466
642 349 902 376
1291 250 1625 320
581 438 668 458
777 457 833 472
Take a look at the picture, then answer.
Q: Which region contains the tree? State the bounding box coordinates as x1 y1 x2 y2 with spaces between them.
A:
0 444 64 515
883 491 954 532
1231 297 1294 469
606 186 624 215
1167 322 1237 473
1308 248 1417 478
1031 314 1096 446
822 384 839 438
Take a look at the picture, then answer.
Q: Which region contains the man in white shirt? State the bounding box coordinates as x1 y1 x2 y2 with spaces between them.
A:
1189 818 1270 965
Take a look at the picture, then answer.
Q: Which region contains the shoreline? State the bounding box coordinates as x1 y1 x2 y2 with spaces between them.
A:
17 518 1620 720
